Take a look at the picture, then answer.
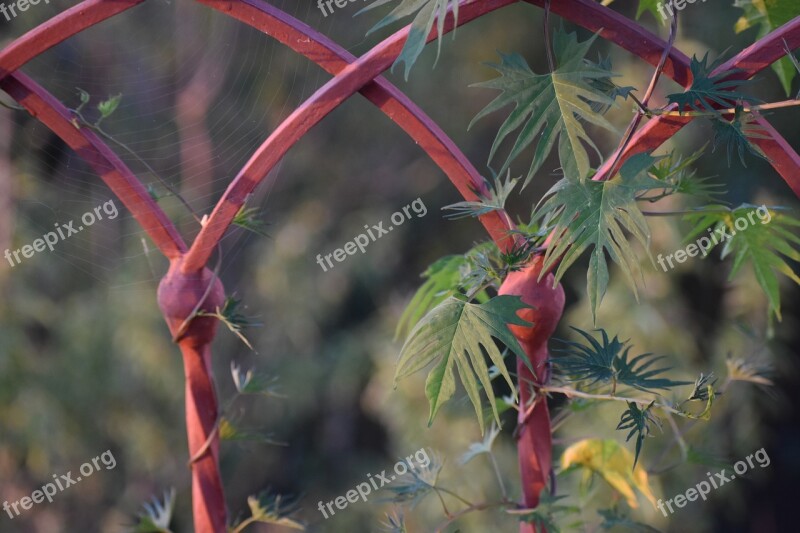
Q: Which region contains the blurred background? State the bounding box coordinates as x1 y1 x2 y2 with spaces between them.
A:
0 0 798 531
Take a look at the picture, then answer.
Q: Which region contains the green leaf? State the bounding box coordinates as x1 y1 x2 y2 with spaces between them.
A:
552 327 690 393
734 0 800 96
470 29 620 184
616 402 661 468
232 205 270 237
711 105 770 167
443 170 518 219
242 493 304 530
395 254 468 340
644 147 726 203
598 508 662 532
231 362 284 397
359 0 457 80
532 153 664 322
666 52 758 114
97 93 122 119
510 488 581 532
459 422 502 465
685 205 800 318
129 489 175 533
395 296 533 433
384 451 442 507
635 0 665 23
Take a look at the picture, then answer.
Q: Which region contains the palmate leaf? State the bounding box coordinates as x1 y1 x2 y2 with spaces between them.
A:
616 402 661 468
685 205 800 318
552 327 689 393
395 254 468 340
443 170 519 220
359 0 457 79
242 492 304 531
598 508 661 532
129 489 175 533
644 147 726 203
395 296 532 434
532 153 664 322
470 29 621 185
711 106 770 167
666 52 758 114
734 0 800 96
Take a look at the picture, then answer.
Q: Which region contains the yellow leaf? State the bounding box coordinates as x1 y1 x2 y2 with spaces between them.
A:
561 438 657 509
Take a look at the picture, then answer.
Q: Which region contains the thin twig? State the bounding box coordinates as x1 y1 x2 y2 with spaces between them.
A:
540 385 689 417
648 98 800 116
434 501 513 533
544 0 555 73
601 11 678 180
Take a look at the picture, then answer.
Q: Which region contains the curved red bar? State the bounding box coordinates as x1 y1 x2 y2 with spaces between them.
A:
0 72 187 259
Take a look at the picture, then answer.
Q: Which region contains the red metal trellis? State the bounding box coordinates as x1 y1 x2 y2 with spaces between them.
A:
2 0 799 531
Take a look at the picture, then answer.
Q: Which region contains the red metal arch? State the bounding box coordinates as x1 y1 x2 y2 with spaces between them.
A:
2 1 800 531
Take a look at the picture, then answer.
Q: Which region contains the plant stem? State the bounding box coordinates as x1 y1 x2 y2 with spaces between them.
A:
540 385 688 417
649 98 800 116
488 451 509 500
434 500 513 533
544 0 555 73
601 11 678 180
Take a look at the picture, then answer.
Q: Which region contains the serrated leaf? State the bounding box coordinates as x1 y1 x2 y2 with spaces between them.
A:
395 296 533 433
244 492 304 530
396 255 468 340
383 451 442 507
726 357 774 386
231 362 284 397
359 0 457 79
616 402 661 469
459 422 501 465
666 52 758 114
553 327 689 393
443 170 518 220
644 147 726 203
598 508 661 532
129 489 175 533
232 205 270 237
561 439 657 508
97 93 122 119
685 205 800 319
470 29 621 184
734 0 800 96
635 0 664 23
711 105 770 167
532 153 663 322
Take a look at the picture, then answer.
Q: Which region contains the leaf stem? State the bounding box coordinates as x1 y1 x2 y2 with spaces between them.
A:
648 98 800 116
434 500 513 533
544 0 555 73
540 385 688 417
601 11 678 180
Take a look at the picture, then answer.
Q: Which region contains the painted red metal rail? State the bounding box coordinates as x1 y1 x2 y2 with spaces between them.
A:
1 0 798 531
